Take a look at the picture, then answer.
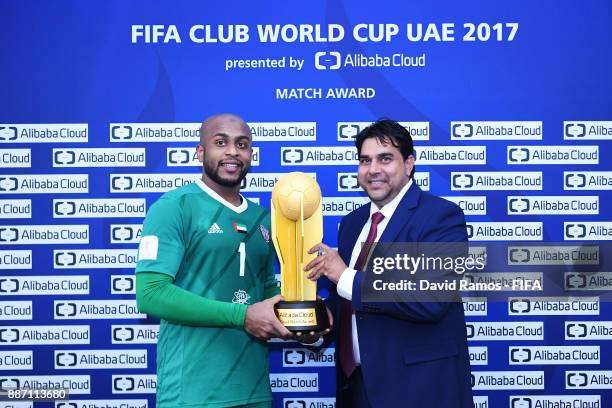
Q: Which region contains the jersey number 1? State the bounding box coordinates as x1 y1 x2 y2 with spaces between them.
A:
238 242 245 277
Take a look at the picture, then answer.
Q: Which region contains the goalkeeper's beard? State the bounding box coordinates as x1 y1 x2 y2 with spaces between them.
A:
204 160 250 188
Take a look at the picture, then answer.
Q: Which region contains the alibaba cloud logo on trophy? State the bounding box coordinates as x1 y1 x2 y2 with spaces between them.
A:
271 172 330 332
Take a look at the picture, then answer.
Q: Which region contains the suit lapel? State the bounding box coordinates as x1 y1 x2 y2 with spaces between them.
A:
339 181 421 263
339 202 371 264
379 181 421 244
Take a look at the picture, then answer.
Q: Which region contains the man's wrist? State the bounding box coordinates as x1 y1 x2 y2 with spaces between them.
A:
235 303 248 327
337 268 356 300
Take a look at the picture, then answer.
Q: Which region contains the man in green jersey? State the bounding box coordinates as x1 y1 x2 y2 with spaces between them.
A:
135 113 291 407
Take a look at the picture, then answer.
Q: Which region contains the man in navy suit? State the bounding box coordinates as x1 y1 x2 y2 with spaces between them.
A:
305 119 473 407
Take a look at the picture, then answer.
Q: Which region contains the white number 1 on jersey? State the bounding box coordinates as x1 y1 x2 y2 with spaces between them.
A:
238 242 246 277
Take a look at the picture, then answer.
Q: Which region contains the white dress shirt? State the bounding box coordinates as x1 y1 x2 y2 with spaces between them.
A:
336 178 413 364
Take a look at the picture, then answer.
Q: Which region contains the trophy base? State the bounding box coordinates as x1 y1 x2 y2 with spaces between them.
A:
274 299 329 332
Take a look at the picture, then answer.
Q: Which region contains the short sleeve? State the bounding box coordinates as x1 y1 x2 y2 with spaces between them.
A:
135 197 185 278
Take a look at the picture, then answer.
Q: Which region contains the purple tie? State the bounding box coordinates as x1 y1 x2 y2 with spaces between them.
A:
339 211 385 378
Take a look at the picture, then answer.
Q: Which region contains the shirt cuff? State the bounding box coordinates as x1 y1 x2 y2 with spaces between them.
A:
337 268 357 300
233 303 248 327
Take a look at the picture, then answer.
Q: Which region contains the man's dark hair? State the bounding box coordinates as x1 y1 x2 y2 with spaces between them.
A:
355 118 416 177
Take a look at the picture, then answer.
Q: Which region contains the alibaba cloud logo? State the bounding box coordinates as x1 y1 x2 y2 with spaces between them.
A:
565 173 587 188
54 201 76 216
566 323 587 338
113 327 135 342
111 176 133 191
465 324 475 339
508 248 530 263
566 372 588 387
338 124 361 139
0 126 18 141
314 51 341 70
0 228 18 242
112 226 140 242
55 302 77 317
54 150 76 165
168 148 191 164
0 177 18 192
56 352 78 367
510 348 531 363
0 328 19 343
282 149 304 164
452 174 473 189
111 125 133 140
338 174 360 190
112 276 135 292
508 198 529 213
565 273 587 289
452 123 473 138
565 123 586 138
284 350 306 365
510 397 532 408
55 251 77 267
113 376 135 391
0 279 19 293
285 401 306 408
508 148 529 163
509 299 531 313
565 224 586 239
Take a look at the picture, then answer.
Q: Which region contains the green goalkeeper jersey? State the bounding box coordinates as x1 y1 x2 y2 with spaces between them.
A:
136 179 277 407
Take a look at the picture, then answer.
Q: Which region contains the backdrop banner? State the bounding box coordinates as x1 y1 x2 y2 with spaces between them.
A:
1 1 612 407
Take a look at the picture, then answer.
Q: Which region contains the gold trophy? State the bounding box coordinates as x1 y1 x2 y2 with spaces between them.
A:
271 172 330 332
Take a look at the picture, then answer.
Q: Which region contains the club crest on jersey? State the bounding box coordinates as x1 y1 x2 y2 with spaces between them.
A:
233 222 247 233
259 224 270 242
232 289 251 304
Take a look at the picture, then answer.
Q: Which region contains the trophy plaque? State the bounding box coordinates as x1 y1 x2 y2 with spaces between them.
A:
271 172 329 332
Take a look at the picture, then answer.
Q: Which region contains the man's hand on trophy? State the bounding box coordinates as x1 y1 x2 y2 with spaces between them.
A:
294 303 333 345
304 243 347 284
244 295 293 340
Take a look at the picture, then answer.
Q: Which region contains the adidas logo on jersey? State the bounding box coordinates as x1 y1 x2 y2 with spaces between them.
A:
207 223 224 234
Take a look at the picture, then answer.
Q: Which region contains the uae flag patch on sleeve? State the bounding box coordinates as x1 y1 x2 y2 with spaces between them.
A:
233 222 247 233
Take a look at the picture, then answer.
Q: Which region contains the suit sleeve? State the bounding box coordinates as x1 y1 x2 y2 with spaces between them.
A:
350 201 468 322
317 219 344 348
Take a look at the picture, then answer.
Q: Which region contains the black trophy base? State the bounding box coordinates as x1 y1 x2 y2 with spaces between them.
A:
274 298 329 332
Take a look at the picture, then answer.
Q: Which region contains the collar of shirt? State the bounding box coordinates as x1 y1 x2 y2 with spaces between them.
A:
351 177 415 267
369 177 413 226
195 178 248 214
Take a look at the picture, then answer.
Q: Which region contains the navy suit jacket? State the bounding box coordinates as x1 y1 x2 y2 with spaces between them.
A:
330 182 473 407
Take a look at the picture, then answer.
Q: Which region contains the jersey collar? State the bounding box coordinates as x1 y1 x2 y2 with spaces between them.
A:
195 178 248 214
